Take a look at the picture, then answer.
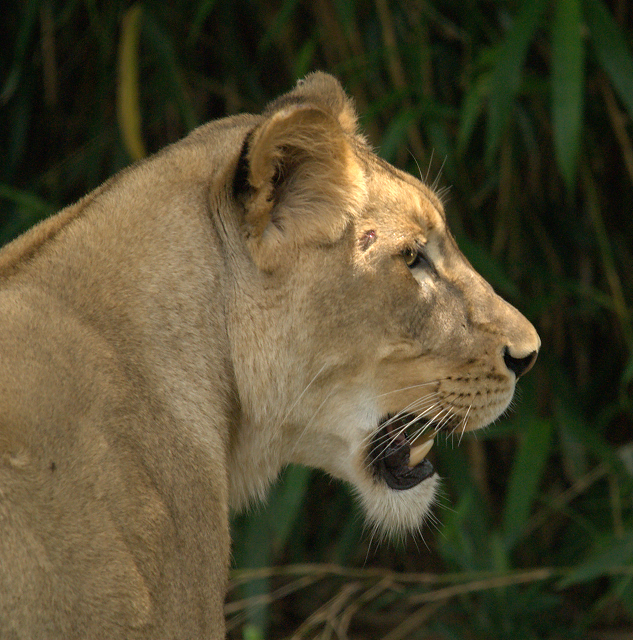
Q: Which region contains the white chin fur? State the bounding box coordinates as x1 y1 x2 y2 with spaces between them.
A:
354 473 439 538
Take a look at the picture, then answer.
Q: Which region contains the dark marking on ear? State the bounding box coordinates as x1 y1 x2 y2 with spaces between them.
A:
359 229 377 251
268 147 298 206
271 160 285 196
232 132 252 199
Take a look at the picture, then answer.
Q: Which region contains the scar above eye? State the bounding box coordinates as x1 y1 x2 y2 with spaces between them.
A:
359 229 377 251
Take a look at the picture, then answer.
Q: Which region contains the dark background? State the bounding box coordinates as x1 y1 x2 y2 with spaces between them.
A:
2 1 632 638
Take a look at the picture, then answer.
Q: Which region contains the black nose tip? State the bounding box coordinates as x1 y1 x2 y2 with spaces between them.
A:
503 347 538 379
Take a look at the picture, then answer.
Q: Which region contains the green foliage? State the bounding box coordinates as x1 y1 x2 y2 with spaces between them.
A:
552 0 584 189
485 0 549 166
584 0 633 122
2 0 633 637
502 417 554 549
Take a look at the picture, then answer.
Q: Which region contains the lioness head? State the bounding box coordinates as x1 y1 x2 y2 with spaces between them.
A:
222 73 540 535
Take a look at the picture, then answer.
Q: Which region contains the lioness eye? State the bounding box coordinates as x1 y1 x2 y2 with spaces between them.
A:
403 246 424 269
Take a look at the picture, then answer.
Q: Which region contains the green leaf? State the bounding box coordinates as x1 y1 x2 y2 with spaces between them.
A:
557 531 633 589
267 465 311 550
584 0 633 121
236 518 271 632
620 576 633 617
1 0 41 103
551 0 585 189
294 38 317 80
437 445 494 570
0 183 56 246
457 72 491 155
259 0 302 52
378 107 418 162
502 418 554 548
187 0 219 47
621 352 633 400
242 625 266 640
333 0 357 30
486 0 548 165
230 467 309 635
143 13 198 132
117 3 146 161
0 184 55 217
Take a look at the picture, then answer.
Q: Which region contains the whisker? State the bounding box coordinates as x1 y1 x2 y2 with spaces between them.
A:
368 400 447 460
361 392 442 446
457 403 472 447
423 507 443 538
372 380 446 400
434 408 455 431
363 521 381 566
361 383 475 466
425 148 435 184
373 396 444 441
275 363 327 431
289 388 335 457
408 148 425 183
364 396 442 455
431 154 448 191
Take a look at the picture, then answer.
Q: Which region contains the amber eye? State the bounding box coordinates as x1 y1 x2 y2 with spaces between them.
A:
402 246 422 268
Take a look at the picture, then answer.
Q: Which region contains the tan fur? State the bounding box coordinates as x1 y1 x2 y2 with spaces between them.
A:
0 73 539 638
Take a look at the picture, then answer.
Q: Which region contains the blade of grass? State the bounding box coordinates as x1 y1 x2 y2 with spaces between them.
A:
0 184 55 216
557 531 633 589
583 0 633 122
379 107 418 163
143 13 198 132
1 0 42 103
187 0 219 47
4 72 35 182
622 354 633 399
0 184 56 244
231 466 309 636
551 0 584 190
600 78 633 189
486 0 548 165
258 0 302 53
502 417 553 549
551 366 632 481
267 465 311 551
620 577 633 618
293 38 317 79
117 3 146 161
236 516 271 635
581 163 633 350
457 72 491 155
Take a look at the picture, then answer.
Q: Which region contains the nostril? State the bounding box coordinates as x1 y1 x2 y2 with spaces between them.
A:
503 347 538 379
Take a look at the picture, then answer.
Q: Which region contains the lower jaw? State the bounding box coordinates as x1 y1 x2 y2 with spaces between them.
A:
369 417 436 491
356 468 439 536
375 453 434 490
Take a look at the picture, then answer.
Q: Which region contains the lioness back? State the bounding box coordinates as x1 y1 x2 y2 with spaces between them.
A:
0 72 539 639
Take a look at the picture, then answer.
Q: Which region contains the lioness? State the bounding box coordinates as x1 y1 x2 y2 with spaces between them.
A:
0 72 539 638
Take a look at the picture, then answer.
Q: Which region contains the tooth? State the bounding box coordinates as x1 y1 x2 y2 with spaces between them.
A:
408 438 434 468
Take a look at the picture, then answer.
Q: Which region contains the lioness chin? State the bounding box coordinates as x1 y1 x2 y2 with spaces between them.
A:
0 72 539 638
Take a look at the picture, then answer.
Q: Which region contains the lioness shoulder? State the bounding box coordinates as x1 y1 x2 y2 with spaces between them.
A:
0 72 539 639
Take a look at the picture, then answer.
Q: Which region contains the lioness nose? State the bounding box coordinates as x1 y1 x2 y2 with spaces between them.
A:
503 347 538 379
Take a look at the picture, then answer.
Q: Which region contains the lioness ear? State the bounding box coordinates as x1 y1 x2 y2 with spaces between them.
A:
266 72 361 137
239 104 366 270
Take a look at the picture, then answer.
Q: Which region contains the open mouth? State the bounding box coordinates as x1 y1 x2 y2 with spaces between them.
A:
369 414 436 490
